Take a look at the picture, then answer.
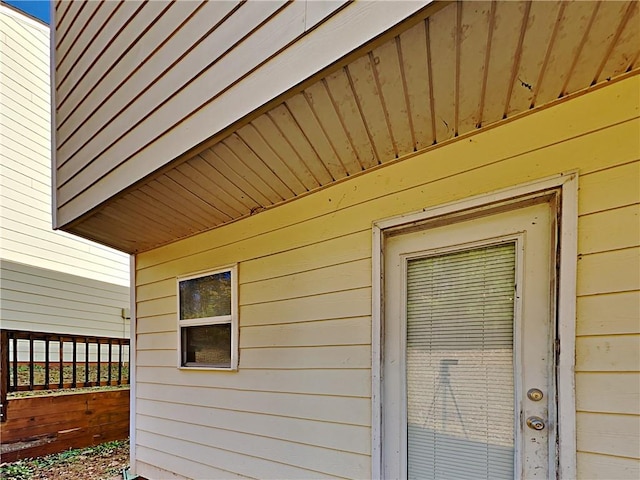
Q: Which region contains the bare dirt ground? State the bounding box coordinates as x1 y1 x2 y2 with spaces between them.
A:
0 439 129 480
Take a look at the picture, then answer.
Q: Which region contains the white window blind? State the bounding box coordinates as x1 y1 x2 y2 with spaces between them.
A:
406 242 516 480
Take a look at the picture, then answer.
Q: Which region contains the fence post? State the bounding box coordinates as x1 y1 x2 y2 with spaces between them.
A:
1 330 8 422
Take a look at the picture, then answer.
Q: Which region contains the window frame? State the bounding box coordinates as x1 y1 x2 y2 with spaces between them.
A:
176 264 238 371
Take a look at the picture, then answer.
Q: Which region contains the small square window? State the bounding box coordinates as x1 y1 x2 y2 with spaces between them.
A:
177 266 238 370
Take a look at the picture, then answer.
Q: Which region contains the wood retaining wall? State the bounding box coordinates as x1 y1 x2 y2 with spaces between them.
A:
0 388 129 463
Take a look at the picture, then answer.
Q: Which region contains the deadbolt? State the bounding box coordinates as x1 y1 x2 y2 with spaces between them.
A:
526 416 545 431
527 388 544 401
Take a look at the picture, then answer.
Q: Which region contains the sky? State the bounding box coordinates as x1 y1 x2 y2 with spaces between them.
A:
5 0 50 24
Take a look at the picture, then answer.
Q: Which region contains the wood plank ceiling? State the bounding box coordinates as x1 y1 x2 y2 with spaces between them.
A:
72 0 640 253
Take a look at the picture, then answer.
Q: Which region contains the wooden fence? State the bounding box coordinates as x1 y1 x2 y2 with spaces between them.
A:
1 329 130 422
0 329 130 462
0 389 129 463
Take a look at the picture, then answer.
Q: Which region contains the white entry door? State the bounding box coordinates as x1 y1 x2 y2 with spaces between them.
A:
383 200 557 479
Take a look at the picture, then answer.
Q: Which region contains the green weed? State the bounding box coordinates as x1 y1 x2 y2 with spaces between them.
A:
0 439 129 479
0 461 33 480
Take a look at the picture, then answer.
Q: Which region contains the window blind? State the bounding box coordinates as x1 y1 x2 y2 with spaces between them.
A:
406 242 516 480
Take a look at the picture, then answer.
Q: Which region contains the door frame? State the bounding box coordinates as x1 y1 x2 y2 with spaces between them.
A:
371 172 578 479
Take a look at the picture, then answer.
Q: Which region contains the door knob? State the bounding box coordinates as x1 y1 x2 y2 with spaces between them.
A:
526 416 545 430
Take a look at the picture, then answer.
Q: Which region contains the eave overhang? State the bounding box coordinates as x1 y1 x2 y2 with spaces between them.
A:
59 1 640 253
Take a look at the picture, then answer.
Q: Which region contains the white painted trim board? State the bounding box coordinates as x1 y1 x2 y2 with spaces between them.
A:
129 254 137 474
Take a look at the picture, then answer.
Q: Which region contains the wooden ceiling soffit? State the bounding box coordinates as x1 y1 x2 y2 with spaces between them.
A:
70 0 640 253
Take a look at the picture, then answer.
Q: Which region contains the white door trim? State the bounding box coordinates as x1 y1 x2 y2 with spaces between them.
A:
129 254 137 474
371 172 578 479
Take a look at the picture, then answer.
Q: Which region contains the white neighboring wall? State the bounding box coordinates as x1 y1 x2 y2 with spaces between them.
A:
0 3 130 345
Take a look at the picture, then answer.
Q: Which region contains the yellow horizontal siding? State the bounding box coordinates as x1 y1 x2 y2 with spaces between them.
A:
137 317 373 353
241 230 372 284
135 367 370 398
241 317 371 349
135 432 345 480
240 258 371 305
577 452 639 480
136 279 174 303
578 161 640 215
137 296 175 319
136 313 173 335
576 247 640 296
136 332 174 351
576 335 640 372
135 350 174 368
136 415 369 479
576 372 640 415
137 397 370 455
136 344 371 370
576 292 640 336
239 345 371 370
578 204 640 255
135 456 243 480
136 382 371 427
573 139 639 469
240 288 372 327
577 412 640 459
135 75 640 478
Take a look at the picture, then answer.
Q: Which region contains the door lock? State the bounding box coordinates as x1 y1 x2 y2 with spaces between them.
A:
526 416 545 431
527 388 544 401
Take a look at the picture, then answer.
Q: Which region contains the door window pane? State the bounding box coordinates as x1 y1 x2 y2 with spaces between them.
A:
406 242 516 479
